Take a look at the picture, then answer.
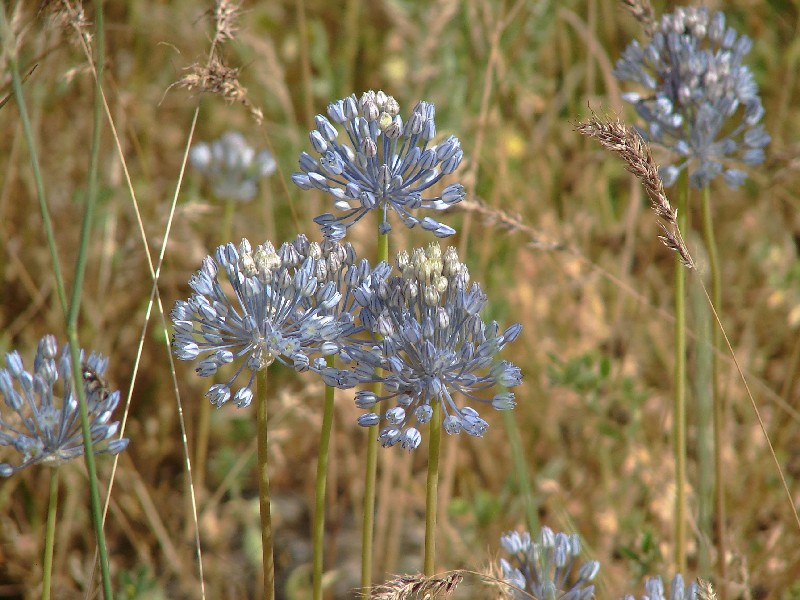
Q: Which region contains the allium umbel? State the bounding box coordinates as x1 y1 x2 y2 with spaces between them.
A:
615 6 769 188
322 243 522 450
498 528 600 600
189 131 276 202
292 90 466 240
171 235 369 409
0 335 129 477
623 574 698 600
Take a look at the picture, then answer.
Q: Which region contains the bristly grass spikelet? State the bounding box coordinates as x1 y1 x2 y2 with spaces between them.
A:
364 572 463 600
323 242 522 450
0 335 129 477
576 114 695 269
292 90 466 240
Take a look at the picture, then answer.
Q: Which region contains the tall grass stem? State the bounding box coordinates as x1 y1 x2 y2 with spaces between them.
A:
700 184 727 599
361 230 389 596
502 409 538 533
42 467 60 600
312 356 337 600
257 368 275 600
674 172 689 574
423 402 442 576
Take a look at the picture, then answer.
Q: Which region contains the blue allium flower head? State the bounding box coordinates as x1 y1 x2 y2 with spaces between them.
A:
171 235 363 408
498 527 600 600
0 335 129 477
292 90 466 240
622 574 698 600
323 243 522 450
615 6 770 189
190 131 276 202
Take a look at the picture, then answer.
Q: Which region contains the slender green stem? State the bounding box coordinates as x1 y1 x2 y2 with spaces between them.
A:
700 184 727 599
674 172 689 574
312 356 336 600
361 231 389 596
257 368 275 600
2 5 113 597
423 402 442 576
42 468 60 600
503 410 538 533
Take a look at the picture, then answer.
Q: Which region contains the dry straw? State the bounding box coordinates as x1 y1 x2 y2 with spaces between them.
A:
620 0 656 37
364 572 463 600
575 114 695 269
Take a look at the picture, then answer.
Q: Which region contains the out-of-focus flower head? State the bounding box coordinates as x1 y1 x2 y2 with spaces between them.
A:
190 131 276 202
615 6 769 188
292 90 466 240
0 335 129 476
498 527 600 600
320 243 521 450
622 574 698 600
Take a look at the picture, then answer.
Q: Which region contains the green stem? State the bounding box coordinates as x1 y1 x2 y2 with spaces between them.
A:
700 185 727 599
361 231 389 596
674 172 689 574
503 410 538 533
423 402 442 576
42 468 60 600
312 356 336 600
257 369 275 600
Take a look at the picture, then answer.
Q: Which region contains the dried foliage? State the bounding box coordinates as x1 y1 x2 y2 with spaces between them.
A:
575 114 695 269
621 0 656 37
364 573 463 600
173 53 263 123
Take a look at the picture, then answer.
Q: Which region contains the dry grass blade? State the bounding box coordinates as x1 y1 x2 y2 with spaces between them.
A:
575 114 695 269
363 572 463 600
697 579 718 600
621 0 656 37
172 53 263 123
455 198 566 252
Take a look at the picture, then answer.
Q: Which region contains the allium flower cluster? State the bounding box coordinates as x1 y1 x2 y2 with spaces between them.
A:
498 528 600 600
190 131 276 202
622 574 698 600
292 90 466 240
0 335 129 477
615 6 770 188
171 235 374 409
322 243 521 450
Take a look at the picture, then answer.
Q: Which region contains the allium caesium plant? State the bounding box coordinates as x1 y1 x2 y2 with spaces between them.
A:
0 335 129 477
622 574 698 600
498 528 600 600
292 90 466 240
190 131 276 201
171 235 362 409
614 6 770 188
322 243 522 450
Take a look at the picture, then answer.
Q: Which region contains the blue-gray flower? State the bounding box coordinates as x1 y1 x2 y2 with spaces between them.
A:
498 527 599 600
323 243 521 450
615 6 769 188
171 235 356 408
0 335 129 477
623 574 698 600
190 131 276 202
292 90 465 240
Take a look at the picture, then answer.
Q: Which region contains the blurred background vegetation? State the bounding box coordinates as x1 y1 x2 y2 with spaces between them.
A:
1 0 799 598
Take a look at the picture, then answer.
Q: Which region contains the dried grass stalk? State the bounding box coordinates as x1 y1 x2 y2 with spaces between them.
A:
575 114 695 269
455 198 566 253
213 0 240 45
173 53 263 124
697 579 718 600
621 0 656 37
364 572 463 600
